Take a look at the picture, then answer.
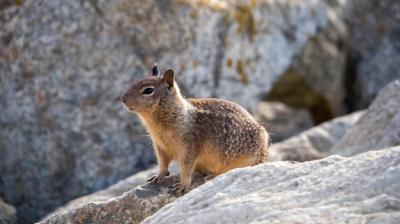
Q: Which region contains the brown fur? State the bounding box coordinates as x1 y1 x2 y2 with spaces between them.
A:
121 68 269 193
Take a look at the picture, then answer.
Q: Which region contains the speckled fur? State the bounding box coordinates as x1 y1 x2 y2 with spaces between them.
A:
122 69 269 192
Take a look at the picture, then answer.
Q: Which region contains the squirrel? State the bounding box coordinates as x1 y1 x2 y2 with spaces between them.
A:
121 65 269 194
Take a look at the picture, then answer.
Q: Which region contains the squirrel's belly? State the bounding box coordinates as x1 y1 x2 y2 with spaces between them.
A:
195 148 224 175
195 144 256 175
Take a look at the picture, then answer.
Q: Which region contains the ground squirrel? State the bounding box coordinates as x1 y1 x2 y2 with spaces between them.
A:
121 65 269 194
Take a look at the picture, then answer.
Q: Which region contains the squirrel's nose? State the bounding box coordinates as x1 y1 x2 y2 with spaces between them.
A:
121 94 127 103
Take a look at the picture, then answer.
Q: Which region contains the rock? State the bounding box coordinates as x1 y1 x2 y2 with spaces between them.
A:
0 198 16 224
50 167 158 215
269 110 364 161
331 80 400 156
48 163 177 215
0 0 158 222
0 0 338 222
144 147 400 224
206 0 329 111
271 80 400 161
344 0 400 109
39 170 205 224
265 0 347 123
289 0 347 117
255 101 314 143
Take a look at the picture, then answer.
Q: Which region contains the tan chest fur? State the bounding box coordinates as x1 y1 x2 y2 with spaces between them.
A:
141 117 183 160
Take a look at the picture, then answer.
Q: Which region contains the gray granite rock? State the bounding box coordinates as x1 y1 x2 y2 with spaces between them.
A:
331 80 400 156
0 198 16 224
289 0 348 115
269 110 364 161
344 0 400 109
0 1 156 222
144 147 400 224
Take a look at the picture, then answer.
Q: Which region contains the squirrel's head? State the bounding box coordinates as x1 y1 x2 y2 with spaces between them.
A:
121 65 176 113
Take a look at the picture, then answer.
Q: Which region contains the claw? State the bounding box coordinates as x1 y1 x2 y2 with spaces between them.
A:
147 171 169 184
168 182 189 195
147 175 158 183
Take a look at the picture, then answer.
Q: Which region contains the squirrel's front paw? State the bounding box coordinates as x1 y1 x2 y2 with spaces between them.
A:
147 171 169 184
168 182 190 195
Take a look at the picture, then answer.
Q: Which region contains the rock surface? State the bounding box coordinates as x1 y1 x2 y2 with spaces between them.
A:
144 147 400 224
271 80 400 161
50 163 183 216
272 0 348 118
255 101 314 143
345 0 400 109
40 170 204 224
331 80 400 156
50 167 158 215
0 0 338 222
269 110 364 161
0 198 16 224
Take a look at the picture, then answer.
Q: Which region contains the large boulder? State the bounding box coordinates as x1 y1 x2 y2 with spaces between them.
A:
344 0 400 109
144 147 400 224
0 0 156 222
0 198 16 224
331 80 400 156
0 0 337 222
269 110 364 161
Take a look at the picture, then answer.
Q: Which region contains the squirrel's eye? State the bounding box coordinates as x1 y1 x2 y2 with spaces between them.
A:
142 87 154 95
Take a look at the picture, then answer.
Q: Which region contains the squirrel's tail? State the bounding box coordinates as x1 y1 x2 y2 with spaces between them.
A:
255 128 269 164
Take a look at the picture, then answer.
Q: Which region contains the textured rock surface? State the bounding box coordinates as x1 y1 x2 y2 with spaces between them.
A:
206 0 328 110
331 81 400 156
50 167 158 215
0 0 335 222
345 0 400 109
269 110 364 161
255 101 313 143
49 163 176 215
145 147 400 224
0 198 16 224
264 0 348 123
0 0 157 222
39 171 204 224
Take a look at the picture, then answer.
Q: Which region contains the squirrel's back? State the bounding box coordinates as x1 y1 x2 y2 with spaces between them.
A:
189 98 269 168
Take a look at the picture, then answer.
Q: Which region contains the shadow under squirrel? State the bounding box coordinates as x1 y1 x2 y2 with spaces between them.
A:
121 65 269 194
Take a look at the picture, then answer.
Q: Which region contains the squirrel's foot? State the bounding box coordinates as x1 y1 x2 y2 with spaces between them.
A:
147 171 169 184
168 182 190 196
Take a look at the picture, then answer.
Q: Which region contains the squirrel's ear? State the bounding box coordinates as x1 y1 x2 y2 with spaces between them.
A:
152 64 160 76
162 69 174 88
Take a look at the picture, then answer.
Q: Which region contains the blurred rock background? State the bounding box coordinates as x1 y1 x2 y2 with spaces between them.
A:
0 0 399 223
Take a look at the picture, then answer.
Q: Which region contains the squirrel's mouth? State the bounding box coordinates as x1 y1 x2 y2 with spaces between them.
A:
122 103 136 112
